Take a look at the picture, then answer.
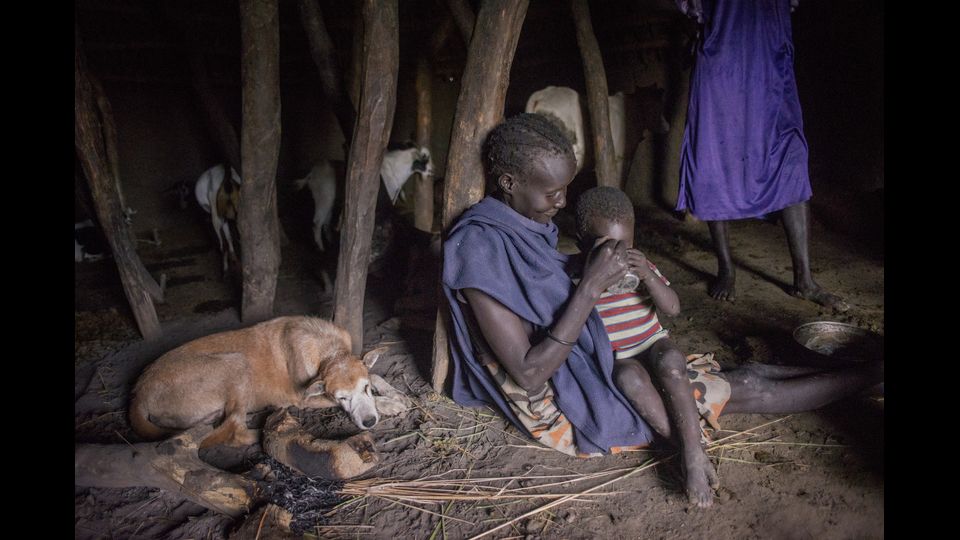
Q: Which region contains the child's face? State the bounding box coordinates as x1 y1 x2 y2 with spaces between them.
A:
501 154 576 224
578 216 635 253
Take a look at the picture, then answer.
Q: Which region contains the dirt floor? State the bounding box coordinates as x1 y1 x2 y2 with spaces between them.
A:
74 196 883 539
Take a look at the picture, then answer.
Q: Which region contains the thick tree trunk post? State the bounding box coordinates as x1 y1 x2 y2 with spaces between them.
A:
75 425 255 517
298 0 357 143
238 0 283 323
570 0 618 188
413 59 434 233
431 0 529 392
346 3 364 112
188 55 242 172
447 0 476 45
75 30 162 340
333 0 399 355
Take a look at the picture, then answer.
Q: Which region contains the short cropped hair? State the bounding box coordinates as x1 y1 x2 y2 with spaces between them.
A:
575 186 634 239
482 113 575 190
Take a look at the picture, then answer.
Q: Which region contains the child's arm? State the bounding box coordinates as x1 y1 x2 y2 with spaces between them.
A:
627 249 680 316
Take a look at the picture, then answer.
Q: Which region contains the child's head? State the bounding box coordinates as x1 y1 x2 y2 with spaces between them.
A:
575 186 636 252
483 113 577 224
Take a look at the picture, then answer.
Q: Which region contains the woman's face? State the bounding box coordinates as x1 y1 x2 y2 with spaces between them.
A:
500 153 576 224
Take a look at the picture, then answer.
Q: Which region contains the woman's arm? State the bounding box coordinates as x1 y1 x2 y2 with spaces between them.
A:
627 249 680 317
462 239 629 393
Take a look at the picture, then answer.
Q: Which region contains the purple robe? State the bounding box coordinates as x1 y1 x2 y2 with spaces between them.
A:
677 0 812 221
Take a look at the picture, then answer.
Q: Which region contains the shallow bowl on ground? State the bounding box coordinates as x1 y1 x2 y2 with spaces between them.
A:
792 321 883 363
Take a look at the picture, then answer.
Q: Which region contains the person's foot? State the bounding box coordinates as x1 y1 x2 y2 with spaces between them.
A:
709 271 736 301
791 283 850 312
681 447 719 508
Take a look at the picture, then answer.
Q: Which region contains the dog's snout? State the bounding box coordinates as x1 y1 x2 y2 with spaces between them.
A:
362 416 377 429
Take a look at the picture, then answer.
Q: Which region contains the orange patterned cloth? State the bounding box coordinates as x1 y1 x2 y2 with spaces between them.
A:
484 352 731 457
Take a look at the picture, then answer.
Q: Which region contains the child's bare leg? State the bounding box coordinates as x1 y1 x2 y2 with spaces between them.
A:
722 359 883 414
707 220 736 301
642 338 718 508
613 359 671 438
781 202 849 312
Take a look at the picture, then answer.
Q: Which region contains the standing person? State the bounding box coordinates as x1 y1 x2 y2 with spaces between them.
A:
675 0 848 311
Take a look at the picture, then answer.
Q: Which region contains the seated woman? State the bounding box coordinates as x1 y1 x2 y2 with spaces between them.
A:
441 114 882 508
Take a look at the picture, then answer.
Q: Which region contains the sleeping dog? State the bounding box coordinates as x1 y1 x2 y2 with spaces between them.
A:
129 316 409 449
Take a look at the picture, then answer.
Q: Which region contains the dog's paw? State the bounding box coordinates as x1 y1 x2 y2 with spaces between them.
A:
375 395 409 417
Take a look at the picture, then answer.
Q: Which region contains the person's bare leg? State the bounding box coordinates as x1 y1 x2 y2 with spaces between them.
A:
721 359 882 414
613 359 672 438
642 338 718 508
707 220 736 301
780 202 849 312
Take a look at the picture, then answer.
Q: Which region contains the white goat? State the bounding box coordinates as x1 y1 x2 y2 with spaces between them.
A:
295 147 433 253
195 164 242 274
293 160 338 253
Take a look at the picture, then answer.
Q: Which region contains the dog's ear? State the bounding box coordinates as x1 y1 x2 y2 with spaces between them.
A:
304 377 326 397
361 345 391 369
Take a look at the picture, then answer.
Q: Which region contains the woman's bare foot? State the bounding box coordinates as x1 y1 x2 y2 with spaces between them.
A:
709 271 736 301
791 284 850 312
681 447 719 508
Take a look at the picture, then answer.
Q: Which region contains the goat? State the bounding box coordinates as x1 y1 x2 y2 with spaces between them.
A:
295 147 434 254
525 84 670 182
195 164 241 275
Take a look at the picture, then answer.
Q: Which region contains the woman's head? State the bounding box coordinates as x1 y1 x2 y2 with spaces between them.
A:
575 186 636 251
483 113 577 224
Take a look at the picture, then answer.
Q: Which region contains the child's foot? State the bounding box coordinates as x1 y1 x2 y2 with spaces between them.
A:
709 272 736 301
790 284 850 312
681 448 719 508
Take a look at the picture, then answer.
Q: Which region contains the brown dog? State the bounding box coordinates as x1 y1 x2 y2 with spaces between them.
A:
129 316 408 449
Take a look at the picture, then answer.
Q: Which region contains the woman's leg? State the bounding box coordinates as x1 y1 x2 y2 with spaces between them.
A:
707 220 736 301
721 359 883 415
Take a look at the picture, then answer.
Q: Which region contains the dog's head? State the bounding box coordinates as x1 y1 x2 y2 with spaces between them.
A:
304 346 389 430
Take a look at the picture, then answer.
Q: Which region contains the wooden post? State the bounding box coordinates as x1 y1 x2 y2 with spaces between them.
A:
570 0 618 188
188 55 242 172
75 29 162 340
431 0 529 392
447 0 476 45
298 0 357 143
238 0 283 323
413 58 433 233
346 2 364 113
333 0 399 354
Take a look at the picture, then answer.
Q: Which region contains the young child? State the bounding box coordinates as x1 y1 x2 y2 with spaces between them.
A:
573 186 884 508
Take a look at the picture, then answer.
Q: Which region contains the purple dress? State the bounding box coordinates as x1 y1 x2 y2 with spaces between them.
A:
676 0 811 221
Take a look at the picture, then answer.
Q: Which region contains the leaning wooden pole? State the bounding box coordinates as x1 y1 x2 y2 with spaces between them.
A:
238 0 283 322
431 0 529 392
333 0 399 354
570 0 618 188
413 58 434 233
188 55 242 172
298 0 357 143
75 29 162 340
447 0 476 45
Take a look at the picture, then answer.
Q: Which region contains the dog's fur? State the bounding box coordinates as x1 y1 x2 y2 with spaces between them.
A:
129 316 404 449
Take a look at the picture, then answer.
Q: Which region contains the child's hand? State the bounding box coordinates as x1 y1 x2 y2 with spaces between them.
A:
626 249 652 280
582 238 629 295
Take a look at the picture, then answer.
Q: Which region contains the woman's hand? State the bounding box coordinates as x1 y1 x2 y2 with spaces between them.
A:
581 238 629 297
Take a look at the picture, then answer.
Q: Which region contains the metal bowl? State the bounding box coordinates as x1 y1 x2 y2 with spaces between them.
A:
793 321 883 363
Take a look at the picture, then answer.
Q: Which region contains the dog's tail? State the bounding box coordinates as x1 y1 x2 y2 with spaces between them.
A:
128 393 175 441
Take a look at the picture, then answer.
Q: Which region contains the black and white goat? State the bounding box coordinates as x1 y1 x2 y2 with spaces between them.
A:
295 146 433 253
195 164 242 274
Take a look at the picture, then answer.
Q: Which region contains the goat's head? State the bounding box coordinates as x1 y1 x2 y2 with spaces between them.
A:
411 147 434 177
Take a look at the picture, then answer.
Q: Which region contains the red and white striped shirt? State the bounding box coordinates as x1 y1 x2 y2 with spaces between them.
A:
595 261 670 359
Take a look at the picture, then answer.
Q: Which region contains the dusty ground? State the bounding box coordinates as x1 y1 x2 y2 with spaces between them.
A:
75 196 883 539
